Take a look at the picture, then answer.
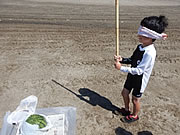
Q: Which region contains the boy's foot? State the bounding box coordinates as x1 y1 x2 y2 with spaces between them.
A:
113 108 131 116
120 114 139 123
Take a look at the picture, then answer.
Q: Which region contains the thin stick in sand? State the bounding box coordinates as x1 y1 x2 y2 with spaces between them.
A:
115 0 119 56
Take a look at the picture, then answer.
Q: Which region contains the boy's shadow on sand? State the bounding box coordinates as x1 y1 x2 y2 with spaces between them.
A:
52 79 120 113
78 88 120 113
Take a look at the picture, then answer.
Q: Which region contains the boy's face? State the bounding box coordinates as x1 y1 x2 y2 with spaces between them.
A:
138 35 153 47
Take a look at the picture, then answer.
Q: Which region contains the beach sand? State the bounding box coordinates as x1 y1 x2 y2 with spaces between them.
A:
0 0 180 134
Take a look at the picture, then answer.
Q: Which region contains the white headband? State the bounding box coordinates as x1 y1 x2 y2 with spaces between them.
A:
138 25 167 40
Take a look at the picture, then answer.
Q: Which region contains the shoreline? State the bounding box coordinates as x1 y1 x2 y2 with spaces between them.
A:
26 0 180 6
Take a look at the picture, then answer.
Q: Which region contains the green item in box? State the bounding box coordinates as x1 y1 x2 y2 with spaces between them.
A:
26 114 47 129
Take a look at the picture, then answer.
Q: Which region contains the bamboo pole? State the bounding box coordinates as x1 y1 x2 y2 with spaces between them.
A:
115 0 119 56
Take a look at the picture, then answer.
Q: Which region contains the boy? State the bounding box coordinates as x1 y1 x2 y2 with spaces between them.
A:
114 15 168 123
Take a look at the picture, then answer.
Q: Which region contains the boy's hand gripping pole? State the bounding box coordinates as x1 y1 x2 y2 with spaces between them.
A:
115 0 119 56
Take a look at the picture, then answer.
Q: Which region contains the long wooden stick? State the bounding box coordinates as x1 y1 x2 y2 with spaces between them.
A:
115 0 119 56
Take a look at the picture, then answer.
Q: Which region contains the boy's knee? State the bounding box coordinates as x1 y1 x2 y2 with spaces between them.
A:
121 88 130 97
132 96 140 104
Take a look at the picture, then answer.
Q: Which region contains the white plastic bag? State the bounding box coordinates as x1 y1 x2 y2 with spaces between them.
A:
0 111 17 135
1 96 76 135
7 95 38 125
0 95 38 135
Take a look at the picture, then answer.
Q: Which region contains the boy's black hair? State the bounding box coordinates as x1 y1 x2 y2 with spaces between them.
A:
140 15 168 42
140 15 168 33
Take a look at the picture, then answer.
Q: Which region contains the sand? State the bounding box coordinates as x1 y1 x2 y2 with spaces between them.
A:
0 0 180 134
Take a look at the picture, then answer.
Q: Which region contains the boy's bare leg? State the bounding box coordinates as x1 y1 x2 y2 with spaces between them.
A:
121 88 130 111
132 95 140 117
